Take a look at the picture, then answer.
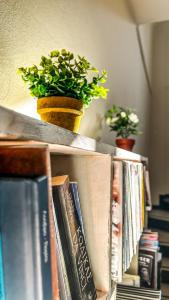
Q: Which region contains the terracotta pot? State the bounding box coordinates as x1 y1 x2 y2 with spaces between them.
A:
37 96 83 133
115 138 135 151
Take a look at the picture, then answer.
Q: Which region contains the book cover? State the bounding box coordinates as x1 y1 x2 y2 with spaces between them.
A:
52 175 97 300
0 176 52 300
139 252 154 288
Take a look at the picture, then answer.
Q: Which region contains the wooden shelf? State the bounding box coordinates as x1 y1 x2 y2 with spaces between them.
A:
0 105 149 300
0 105 145 161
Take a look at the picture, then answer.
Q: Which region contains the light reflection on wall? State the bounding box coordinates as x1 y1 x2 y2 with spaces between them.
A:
11 98 40 120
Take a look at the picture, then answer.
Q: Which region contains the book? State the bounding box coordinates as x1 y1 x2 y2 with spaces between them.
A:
139 253 154 288
52 175 97 300
143 166 152 211
111 161 123 282
52 200 72 300
0 176 52 300
70 182 84 234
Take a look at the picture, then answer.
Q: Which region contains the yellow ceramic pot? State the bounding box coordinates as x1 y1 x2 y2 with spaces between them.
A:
37 96 83 133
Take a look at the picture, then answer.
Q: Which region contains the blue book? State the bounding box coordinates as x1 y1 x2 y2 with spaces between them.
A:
70 182 84 235
0 176 52 300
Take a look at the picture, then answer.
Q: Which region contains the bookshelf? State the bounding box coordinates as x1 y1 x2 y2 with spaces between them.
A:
0 105 148 300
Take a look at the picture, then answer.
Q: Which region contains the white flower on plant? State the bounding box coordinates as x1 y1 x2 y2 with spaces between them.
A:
120 112 126 118
129 113 139 123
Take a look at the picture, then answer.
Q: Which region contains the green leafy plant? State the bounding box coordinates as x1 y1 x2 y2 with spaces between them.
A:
105 105 141 138
18 49 108 107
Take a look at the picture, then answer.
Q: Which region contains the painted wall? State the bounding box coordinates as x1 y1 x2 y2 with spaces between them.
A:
0 0 153 155
149 21 169 203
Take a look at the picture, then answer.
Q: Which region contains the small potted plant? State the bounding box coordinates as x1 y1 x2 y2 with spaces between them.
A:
105 105 141 151
18 49 108 133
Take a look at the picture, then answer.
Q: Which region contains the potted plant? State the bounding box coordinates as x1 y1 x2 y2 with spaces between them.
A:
105 105 141 151
18 49 108 132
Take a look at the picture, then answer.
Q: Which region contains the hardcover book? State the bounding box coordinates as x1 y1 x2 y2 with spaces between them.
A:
52 175 96 300
0 176 52 300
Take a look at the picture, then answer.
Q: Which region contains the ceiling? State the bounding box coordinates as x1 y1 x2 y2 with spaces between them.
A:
128 0 169 25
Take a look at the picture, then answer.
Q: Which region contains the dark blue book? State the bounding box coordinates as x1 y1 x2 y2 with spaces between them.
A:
0 176 52 300
70 182 84 235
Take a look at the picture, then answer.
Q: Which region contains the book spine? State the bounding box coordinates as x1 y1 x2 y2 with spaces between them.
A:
0 179 36 300
35 177 53 300
69 183 84 234
0 234 5 300
52 200 72 300
48 189 59 300
61 181 96 300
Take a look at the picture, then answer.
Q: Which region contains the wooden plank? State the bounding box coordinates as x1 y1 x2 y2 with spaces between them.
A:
0 105 146 161
0 140 105 156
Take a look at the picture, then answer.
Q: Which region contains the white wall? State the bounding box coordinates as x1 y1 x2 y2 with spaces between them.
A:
149 21 169 203
0 0 153 156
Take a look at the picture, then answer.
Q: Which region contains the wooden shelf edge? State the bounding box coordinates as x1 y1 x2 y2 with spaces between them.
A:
0 105 146 160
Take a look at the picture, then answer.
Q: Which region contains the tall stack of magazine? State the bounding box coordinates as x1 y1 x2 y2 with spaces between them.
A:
111 160 151 282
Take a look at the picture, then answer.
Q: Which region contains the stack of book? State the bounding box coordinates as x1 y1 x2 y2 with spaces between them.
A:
111 160 151 282
139 230 162 290
52 175 97 300
116 284 161 300
0 171 96 298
